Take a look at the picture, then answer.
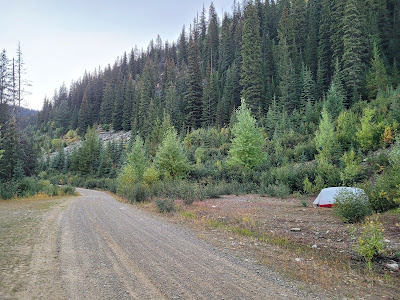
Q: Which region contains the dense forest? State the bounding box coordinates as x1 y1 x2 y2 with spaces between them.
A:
1 0 400 219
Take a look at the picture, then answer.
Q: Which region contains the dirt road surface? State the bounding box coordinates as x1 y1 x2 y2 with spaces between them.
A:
19 188 323 299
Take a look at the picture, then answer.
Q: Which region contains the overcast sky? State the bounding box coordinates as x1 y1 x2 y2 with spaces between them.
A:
1 0 234 110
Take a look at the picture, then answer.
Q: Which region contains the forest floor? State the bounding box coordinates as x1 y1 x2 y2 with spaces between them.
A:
134 194 400 299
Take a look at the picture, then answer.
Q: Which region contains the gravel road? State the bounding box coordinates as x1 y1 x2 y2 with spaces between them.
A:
45 188 320 299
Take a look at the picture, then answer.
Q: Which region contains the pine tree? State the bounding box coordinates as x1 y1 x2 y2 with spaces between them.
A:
155 127 190 178
0 49 11 104
240 1 263 113
366 42 389 99
77 88 92 136
100 83 114 125
315 106 336 159
325 81 344 120
112 82 124 131
291 0 307 54
330 0 345 63
341 0 365 102
228 98 265 169
123 75 135 131
277 37 297 112
177 26 188 67
205 3 219 71
202 64 218 127
219 13 234 74
0 115 22 180
300 65 316 109
317 0 333 95
138 59 155 134
184 30 203 129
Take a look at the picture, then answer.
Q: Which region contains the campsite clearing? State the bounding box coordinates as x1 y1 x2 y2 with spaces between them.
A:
136 194 400 299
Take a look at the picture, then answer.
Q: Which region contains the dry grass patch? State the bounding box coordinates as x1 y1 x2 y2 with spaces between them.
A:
0 196 72 299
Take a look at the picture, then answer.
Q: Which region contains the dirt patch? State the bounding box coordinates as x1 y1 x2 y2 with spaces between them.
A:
136 194 400 299
0 195 75 300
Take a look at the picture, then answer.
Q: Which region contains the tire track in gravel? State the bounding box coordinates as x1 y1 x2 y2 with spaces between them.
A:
57 188 324 299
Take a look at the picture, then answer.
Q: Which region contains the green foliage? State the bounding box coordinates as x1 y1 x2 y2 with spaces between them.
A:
367 43 389 100
125 136 149 182
228 99 265 169
261 183 291 199
352 215 386 270
240 1 263 112
333 189 372 223
356 107 379 152
336 110 358 151
341 149 361 185
155 128 190 178
155 199 176 213
303 176 314 195
143 165 159 187
314 107 337 159
125 182 149 203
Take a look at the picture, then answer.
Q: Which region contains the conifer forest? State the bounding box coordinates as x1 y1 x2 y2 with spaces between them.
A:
1 0 400 215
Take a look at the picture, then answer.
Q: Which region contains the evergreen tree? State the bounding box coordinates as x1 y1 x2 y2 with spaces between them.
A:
240 1 263 113
219 13 234 74
228 98 265 169
315 106 336 159
330 0 345 63
77 88 92 136
184 30 203 129
0 115 22 180
0 49 11 104
112 82 124 131
341 0 365 102
138 59 155 135
78 127 101 175
300 65 316 109
277 37 297 112
205 3 219 71
155 127 190 178
317 0 333 95
177 26 188 67
291 0 307 53
100 83 114 125
325 81 344 120
366 42 389 99
123 75 135 131
202 64 218 127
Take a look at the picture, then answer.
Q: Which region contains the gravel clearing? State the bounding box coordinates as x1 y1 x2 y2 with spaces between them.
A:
2 189 330 299
57 188 322 299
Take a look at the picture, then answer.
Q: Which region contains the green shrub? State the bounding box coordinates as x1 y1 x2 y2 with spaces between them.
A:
60 185 75 196
0 181 18 199
364 171 399 212
179 182 197 205
125 183 149 203
352 215 386 271
155 199 176 213
334 189 373 223
17 177 39 197
38 179 58 196
261 183 291 198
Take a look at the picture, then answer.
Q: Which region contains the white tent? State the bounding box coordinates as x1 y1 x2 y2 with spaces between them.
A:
313 187 367 207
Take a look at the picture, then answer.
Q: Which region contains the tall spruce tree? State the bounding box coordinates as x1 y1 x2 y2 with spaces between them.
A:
184 30 203 129
366 42 389 99
100 83 114 125
240 1 263 114
77 88 92 136
202 64 218 127
317 0 333 96
341 0 365 102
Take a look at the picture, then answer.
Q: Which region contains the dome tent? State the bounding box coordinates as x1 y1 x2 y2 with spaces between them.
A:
313 187 367 207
